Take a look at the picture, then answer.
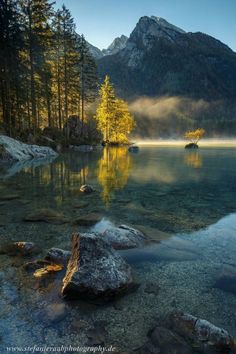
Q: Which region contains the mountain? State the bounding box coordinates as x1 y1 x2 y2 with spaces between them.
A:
102 35 128 56
97 16 236 101
87 35 128 59
87 42 104 59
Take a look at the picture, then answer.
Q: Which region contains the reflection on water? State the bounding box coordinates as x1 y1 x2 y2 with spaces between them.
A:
184 151 202 169
97 147 133 204
0 146 236 351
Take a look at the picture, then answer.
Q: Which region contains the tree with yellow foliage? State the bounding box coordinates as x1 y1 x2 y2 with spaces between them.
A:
95 76 135 144
184 128 205 148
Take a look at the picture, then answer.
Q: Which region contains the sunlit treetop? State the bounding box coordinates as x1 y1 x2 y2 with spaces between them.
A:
184 128 205 144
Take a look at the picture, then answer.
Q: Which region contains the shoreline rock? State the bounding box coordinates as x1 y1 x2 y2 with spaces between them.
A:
0 135 58 162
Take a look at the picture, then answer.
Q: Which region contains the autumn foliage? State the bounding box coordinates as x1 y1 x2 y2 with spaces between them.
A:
95 76 135 144
184 128 205 144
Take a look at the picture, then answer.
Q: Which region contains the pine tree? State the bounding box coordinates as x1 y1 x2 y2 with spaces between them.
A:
0 0 24 135
20 0 54 132
0 0 98 139
60 5 80 125
77 34 97 132
95 76 135 144
95 75 116 142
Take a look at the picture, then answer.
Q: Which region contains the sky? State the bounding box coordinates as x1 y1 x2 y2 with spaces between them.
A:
54 0 236 51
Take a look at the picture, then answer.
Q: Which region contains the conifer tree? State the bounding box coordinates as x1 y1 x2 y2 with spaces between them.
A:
60 5 80 125
95 75 116 142
0 0 24 135
0 0 98 138
95 76 135 143
20 0 54 131
77 34 97 132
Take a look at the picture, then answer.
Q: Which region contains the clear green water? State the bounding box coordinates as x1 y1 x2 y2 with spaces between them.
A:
0 147 236 352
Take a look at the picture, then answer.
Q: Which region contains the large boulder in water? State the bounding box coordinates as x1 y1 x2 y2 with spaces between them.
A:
0 135 58 162
61 233 133 300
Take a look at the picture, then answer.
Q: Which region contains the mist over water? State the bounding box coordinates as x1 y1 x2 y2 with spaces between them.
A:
129 96 236 138
134 139 236 147
129 96 211 121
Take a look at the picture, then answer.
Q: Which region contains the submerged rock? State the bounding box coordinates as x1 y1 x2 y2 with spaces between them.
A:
24 259 53 272
33 264 63 278
23 209 69 224
169 312 235 352
73 213 102 226
0 194 20 201
0 135 58 162
144 281 160 295
80 184 95 193
138 312 235 354
45 248 71 265
214 266 236 295
41 303 67 323
138 326 192 354
101 224 147 250
0 241 40 257
61 233 133 300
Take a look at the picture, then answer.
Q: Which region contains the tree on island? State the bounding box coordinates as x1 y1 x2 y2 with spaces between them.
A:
184 128 205 148
95 76 135 144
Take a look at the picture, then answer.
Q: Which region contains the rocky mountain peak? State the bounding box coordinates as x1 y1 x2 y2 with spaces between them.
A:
102 35 128 56
128 16 185 47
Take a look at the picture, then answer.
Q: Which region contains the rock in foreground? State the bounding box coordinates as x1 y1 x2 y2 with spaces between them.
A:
61 233 133 300
102 224 147 250
138 312 235 354
169 312 235 353
0 135 58 162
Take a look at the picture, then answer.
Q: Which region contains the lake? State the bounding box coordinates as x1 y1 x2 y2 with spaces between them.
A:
0 146 236 352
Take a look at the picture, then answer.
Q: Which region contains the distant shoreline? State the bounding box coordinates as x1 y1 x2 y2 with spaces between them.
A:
135 139 236 147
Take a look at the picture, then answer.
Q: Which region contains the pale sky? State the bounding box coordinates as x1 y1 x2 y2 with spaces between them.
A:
55 0 236 52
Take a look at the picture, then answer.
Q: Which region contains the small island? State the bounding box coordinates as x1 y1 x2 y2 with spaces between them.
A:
184 128 205 149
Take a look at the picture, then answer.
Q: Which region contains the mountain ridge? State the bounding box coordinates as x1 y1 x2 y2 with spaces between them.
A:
95 15 236 101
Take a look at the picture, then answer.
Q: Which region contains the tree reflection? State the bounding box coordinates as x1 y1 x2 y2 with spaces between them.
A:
184 151 202 169
23 155 89 205
97 147 133 204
